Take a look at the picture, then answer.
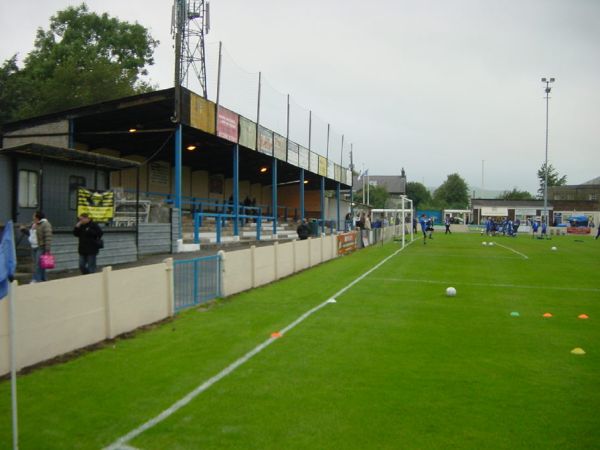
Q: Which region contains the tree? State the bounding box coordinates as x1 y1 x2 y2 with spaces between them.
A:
353 185 390 209
1 3 158 122
433 173 469 209
537 162 567 198
498 188 534 200
0 55 30 124
405 181 432 209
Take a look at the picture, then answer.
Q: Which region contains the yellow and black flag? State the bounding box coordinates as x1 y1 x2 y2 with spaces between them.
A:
77 189 114 222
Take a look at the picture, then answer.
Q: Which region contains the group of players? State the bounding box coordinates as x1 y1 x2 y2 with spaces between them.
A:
417 215 560 244
482 217 548 238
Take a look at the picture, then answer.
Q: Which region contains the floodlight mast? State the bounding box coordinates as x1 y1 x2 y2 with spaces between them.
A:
172 0 210 122
541 77 555 227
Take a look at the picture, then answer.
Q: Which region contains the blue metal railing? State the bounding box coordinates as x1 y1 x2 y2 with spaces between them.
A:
193 212 276 244
173 254 221 312
123 189 299 220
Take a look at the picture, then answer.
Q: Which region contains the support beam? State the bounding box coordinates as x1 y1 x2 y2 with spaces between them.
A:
336 182 341 232
233 144 240 236
320 176 325 234
175 124 183 238
272 158 278 236
299 168 305 220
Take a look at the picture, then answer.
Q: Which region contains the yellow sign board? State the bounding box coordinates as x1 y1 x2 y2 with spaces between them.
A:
77 189 114 222
190 93 216 134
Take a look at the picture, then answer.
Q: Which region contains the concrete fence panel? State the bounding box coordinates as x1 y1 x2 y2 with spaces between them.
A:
294 239 310 271
0 274 105 374
0 260 174 376
309 237 322 267
276 241 295 278
108 263 172 337
253 245 276 288
221 248 253 297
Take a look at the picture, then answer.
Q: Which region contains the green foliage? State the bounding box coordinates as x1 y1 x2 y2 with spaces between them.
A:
432 173 469 209
1 3 158 123
537 162 567 198
405 181 432 209
498 188 534 200
0 55 28 124
353 185 390 208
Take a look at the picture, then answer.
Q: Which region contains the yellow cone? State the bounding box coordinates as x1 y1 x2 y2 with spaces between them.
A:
571 348 586 355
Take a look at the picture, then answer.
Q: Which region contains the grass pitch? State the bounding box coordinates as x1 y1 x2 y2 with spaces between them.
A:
1 233 599 449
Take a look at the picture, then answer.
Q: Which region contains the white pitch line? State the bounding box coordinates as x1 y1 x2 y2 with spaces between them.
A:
103 241 415 450
493 242 529 259
370 277 600 293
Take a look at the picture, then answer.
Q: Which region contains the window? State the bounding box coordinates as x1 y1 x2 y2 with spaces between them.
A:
69 175 87 210
18 170 38 208
589 193 597 201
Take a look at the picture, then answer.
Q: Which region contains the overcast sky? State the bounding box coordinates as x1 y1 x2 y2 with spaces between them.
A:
1 0 598 193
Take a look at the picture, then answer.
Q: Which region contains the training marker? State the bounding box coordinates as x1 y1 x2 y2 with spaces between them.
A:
571 348 586 355
326 298 337 304
578 314 589 319
543 313 553 318
271 332 282 339
510 311 520 317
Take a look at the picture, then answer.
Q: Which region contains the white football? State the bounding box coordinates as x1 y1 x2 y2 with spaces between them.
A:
446 287 457 297
482 242 487 246
551 246 557 251
488 242 494 246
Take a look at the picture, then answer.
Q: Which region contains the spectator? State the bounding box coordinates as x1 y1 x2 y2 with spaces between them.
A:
20 211 52 283
296 219 310 240
73 213 104 274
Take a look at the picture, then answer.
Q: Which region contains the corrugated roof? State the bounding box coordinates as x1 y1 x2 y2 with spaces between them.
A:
352 175 406 194
0 143 140 170
583 176 600 185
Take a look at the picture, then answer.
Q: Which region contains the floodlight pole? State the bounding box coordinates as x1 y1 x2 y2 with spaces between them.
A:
541 77 555 226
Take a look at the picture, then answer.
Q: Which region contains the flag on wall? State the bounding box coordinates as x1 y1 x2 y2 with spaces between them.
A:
0 221 17 300
77 189 115 222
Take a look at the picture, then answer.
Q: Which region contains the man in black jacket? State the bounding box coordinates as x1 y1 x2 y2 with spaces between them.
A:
297 219 311 240
73 213 103 274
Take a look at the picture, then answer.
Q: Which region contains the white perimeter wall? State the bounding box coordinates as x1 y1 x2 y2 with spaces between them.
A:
0 260 174 376
221 235 337 297
0 234 346 376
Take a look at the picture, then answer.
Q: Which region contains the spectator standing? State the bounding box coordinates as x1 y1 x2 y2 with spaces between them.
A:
296 219 310 240
444 216 452 234
73 213 104 274
22 211 52 283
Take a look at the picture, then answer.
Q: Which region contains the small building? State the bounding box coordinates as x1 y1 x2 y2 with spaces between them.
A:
471 199 553 225
352 168 407 207
548 177 600 225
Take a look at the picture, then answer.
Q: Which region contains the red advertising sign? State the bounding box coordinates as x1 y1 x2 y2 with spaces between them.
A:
337 231 358 255
567 227 591 235
217 106 239 143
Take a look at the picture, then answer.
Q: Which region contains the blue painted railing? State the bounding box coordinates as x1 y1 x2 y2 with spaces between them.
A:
173 254 221 311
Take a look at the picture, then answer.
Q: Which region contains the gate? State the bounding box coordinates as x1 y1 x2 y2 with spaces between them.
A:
173 255 221 312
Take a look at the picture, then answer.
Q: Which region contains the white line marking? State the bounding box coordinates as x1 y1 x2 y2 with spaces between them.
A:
103 241 414 449
493 242 529 259
370 277 600 293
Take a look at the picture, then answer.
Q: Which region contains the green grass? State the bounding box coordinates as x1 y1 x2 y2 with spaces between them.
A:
1 233 599 449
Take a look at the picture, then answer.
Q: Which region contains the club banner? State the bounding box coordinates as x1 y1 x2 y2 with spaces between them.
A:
77 188 114 222
337 231 357 255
